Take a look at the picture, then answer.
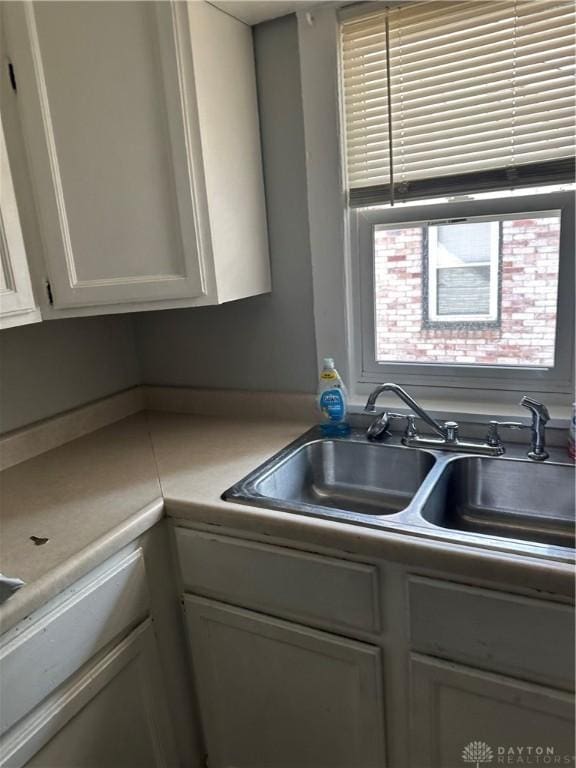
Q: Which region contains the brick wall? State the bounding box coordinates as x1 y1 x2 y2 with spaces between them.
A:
374 217 560 366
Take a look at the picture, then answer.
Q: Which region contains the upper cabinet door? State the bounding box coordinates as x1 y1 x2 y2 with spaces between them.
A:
0 112 40 329
5 2 207 309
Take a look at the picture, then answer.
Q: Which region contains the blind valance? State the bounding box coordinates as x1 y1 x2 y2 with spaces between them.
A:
341 1 576 206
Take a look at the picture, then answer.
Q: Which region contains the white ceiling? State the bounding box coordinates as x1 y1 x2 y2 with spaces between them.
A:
209 1 348 26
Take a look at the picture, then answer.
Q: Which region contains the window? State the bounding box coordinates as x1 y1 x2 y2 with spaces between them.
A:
370 207 564 370
340 1 575 395
427 221 500 325
357 193 573 391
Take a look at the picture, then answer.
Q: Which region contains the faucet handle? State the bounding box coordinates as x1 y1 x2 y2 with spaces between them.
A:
519 396 550 423
404 415 417 439
366 411 414 441
486 420 526 448
444 421 459 443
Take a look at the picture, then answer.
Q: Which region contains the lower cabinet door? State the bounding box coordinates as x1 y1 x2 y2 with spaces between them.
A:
410 654 575 768
183 594 387 768
1 620 179 768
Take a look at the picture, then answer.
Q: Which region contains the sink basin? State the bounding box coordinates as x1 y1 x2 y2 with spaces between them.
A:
237 438 436 517
421 456 576 548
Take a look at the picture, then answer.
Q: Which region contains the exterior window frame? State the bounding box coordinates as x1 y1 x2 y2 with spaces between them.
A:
355 191 575 395
426 220 500 326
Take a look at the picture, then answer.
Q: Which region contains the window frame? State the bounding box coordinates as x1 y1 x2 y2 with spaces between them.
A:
426 220 500 325
355 191 575 394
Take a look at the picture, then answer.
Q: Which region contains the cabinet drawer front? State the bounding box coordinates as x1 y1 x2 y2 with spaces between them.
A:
175 528 380 634
0 549 149 735
409 577 575 690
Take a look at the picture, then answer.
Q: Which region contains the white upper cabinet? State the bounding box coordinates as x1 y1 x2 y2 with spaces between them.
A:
3 1 270 317
0 112 40 329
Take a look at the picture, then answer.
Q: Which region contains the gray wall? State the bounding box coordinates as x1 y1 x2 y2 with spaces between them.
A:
0 316 140 434
135 14 317 393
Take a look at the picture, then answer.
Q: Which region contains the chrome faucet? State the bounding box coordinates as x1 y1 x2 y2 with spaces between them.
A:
364 383 448 439
363 383 550 460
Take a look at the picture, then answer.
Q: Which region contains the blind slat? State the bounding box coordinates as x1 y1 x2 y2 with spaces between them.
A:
344 51 574 99
347 118 576 163
347 107 575 144
341 0 576 204
346 92 575 135
351 134 575 178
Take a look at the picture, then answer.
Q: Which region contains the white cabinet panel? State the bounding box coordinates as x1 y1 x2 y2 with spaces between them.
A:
0 548 149 735
410 654 575 768
1 621 179 768
409 576 575 690
6 1 206 309
187 2 270 304
183 594 387 768
175 528 381 635
0 111 39 329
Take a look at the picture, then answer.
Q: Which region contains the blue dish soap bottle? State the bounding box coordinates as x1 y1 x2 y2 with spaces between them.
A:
317 358 351 437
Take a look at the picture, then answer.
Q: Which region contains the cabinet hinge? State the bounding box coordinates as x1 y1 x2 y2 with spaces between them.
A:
8 62 17 92
45 280 54 306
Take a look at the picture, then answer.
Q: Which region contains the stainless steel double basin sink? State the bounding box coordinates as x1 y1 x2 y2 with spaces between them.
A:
223 427 576 561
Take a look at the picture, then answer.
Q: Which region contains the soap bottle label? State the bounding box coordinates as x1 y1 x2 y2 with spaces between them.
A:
320 388 345 422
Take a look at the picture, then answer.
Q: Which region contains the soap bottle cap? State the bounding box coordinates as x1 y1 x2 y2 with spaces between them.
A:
323 357 335 369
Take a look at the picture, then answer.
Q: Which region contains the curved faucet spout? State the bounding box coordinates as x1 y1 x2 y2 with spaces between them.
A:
364 383 448 439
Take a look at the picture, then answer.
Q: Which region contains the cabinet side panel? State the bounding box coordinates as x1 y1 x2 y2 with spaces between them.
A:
0 112 39 328
188 2 271 303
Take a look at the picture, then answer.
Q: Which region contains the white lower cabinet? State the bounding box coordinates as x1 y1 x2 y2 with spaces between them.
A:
175 527 574 768
0 532 198 768
2 621 178 768
183 594 387 768
409 655 575 768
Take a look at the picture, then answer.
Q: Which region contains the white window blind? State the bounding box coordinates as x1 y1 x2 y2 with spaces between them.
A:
341 1 576 206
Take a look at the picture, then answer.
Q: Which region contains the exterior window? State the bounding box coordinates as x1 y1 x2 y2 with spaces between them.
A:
426 222 500 326
365 202 569 376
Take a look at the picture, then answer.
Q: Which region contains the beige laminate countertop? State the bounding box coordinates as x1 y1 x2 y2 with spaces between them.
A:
1 411 574 633
0 415 164 631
